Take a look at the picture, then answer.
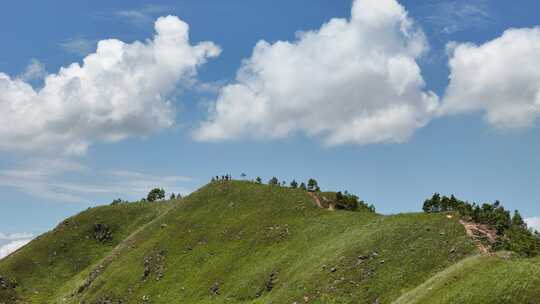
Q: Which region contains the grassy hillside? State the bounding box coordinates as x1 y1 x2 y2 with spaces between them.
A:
0 200 171 303
2 180 538 304
394 254 540 304
66 181 474 304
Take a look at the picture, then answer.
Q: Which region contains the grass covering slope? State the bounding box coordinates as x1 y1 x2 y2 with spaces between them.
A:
0 201 171 303
394 254 540 304
66 181 475 304
7 181 535 304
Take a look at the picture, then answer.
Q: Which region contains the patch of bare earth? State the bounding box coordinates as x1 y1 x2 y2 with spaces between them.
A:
459 220 498 255
308 192 334 210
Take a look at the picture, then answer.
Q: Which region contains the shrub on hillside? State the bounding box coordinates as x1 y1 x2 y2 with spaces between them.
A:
335 191 376 213
307 179 320 192
335 191 358 210
110 198 127 205
269 177 279 186
147 188 165 202
500 225 540 257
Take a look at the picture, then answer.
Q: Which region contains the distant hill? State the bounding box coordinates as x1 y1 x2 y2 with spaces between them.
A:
1 181 539 303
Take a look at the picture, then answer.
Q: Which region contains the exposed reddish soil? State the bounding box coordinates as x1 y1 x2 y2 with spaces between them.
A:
459 220 498 255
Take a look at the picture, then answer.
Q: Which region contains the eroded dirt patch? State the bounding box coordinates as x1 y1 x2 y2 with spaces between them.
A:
460 220 498 254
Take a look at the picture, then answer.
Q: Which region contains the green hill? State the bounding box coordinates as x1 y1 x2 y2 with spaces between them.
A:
1 181 539 303
0 200 171 303
394 254 540 304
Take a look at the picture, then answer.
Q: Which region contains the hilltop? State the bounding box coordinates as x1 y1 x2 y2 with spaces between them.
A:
1 180 540 303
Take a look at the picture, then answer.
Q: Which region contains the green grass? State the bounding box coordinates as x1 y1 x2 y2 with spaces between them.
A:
2 181 538 304
66 182 473 303
0 200 170 303
393 254 540 304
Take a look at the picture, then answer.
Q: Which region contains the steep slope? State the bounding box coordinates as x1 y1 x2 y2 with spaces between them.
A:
0 201 171 303
65 181 475 304
394 254 540 304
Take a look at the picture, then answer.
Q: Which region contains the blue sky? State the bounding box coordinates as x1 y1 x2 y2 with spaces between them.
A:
1 0 540 252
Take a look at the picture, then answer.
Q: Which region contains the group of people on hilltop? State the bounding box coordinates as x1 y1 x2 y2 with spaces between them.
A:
211 174 232 182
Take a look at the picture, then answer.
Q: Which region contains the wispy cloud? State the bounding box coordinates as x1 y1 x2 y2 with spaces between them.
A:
419 0 492 35
0 232 33 241
18 59 47 82
59 37 96 56
108 170 192 194
114 5 171 27
194 80 229 94
0 159 88 203
0 160 193 204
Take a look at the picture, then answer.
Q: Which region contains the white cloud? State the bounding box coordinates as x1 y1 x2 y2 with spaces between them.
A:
526 217 540 233
0 232 34 260
0 16 220 155
115 5 170 27
441 27 540 129
0 159 90 203
0 232 33 241
194 0 438 145
0 239 32 259
60 38 96 57
0 161 193 203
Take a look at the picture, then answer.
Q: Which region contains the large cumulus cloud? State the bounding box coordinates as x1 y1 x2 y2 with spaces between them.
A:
194 0 438 145
0 16 220 154
442 27 540 129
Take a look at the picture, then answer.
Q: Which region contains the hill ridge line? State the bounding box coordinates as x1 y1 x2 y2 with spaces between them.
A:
391 255 484 304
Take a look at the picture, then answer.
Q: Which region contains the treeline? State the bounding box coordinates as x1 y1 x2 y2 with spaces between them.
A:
110 188 181 205
423 193 540 256
212 174 375 213
213 174 322 192
265 177 321 192
336 191 376 213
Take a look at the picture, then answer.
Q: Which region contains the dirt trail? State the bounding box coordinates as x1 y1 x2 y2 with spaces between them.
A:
459 220 497 255
308 192 324 208
307 192 335 210
73 202 178 296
